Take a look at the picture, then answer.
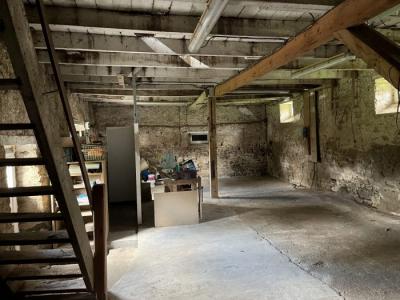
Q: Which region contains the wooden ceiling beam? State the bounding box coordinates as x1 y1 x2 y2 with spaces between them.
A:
214 0 400 97
335 24 400 88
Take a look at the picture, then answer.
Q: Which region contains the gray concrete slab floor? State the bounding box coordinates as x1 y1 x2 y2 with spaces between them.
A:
108 177 400 300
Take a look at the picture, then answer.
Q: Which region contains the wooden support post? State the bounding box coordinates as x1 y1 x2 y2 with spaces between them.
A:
214 0 400 96
93 184 108 300
303 92 311 155
208 88 218 198
309 91 321 163
335 24 400 88
132 70 142 225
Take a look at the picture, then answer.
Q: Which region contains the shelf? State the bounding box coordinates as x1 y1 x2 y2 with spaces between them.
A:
67 160 104 165
70 172 102 177
73 184 85 190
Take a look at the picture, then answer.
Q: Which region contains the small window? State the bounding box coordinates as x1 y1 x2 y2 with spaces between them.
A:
280 101 298 123
189 132 208 144
375 78 399 114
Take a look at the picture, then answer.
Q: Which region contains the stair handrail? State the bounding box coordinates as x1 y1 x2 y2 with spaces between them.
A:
35 0 93 206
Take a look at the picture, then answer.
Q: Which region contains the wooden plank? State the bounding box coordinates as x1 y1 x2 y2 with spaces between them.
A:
0 249 77 265
309 92 321 163
93 184 107 300
0 213 63 223
0 123 33 131
0 231 70 246
0 78 20 90
0 0 94 290
303 92 311 155
22 293 96 300
214 0 400 96
208 88 219 198
335 24 400 88
5 265 82 281
11 278 87 296
35 0 93 206
0 158 44 167
0 186 54 198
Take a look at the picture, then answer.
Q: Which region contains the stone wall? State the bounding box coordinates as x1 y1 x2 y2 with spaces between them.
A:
92 103 268 183
0 35 92 246
0 41 64 236
266 73 400 214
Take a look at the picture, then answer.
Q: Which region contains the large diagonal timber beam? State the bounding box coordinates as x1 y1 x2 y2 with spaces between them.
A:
334 24 400 88
214 0 400 97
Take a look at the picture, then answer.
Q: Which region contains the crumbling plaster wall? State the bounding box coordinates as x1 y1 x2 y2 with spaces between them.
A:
92 103 268 183
266 73 400 214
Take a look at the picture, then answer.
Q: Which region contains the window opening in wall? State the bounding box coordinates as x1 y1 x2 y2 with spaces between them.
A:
375 78 399 114
279 100 299 123
190 132 208 144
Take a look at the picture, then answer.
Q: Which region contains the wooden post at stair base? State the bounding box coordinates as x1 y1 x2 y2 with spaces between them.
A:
93 184 108 300
208 88 219 198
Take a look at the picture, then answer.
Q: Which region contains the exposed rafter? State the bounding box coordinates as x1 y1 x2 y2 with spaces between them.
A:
291 53 356 79
53 66 367 80
36 50 246 69
214 0 400 96
25 5 312 39
335 24 400 88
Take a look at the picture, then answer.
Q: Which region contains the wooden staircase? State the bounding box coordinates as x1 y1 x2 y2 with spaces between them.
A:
0 1 106 299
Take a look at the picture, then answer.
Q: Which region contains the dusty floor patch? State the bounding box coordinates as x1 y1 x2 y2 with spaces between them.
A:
108 177 400 300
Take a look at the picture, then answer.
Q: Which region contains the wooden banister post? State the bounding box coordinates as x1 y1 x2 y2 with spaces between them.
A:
93 184 108 300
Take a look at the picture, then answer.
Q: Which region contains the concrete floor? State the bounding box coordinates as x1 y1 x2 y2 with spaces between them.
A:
108 177 400 300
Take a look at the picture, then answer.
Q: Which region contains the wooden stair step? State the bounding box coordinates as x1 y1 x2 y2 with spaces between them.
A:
0 158 44 167
0 123 34 130
0 249 77 265
4 264 82 281
22 293 96 300
0 186 54 197
81 211 93 223
0 231 70 246
0 213 63 223
10 278 87 296
0 78 20 90
85 222 93 233
79 203 91 211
